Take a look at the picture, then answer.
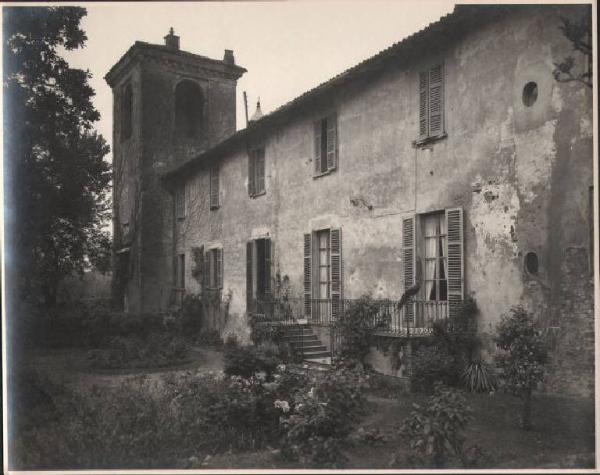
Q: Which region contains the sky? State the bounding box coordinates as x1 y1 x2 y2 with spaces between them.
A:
62 0 456 163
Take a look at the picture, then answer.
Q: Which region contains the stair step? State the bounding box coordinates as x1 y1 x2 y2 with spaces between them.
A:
287 335 318 342
291 344 327 352
301 350 331 358
304 356 333 368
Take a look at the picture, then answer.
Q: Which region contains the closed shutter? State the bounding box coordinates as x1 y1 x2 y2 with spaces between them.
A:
428 64 444 137
256 149 265 194
248 152 255 196
216 248 223 289
326 114 337 170
419 71 429 139
446 208 464 319
314 121 322 174
264 238 272 298
203 250 210 290
209 166 219 209
330 228 342 321
303 233 312 317
246 241 253 313
402 216 416 325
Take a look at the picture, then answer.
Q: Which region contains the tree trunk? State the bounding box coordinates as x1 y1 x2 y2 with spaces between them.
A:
522 387 533 430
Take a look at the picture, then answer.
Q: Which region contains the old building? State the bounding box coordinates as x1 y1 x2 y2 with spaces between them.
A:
106 4 594 396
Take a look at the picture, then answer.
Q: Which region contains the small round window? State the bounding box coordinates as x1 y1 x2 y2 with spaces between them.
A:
525 251 539 274
522 82 538 107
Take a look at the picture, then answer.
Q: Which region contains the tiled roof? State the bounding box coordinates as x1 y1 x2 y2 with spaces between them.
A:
163 3 514 182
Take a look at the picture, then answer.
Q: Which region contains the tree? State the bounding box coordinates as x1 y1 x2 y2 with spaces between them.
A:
553 11 592 88
3 7 111 312
494 307 548 430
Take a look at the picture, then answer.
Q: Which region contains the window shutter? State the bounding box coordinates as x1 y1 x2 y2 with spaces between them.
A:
402 216 416 325
264 238 272 298
217 248 223 289
330 228 342 320
248 152 255 196
428 64 444 137
303 233 312 318
326 114 337 170
446 207 464 320
419 71 429 139
210 166 219 209
246 241 253 313
203 250 210 291
257 149 265 194
314 121 322 174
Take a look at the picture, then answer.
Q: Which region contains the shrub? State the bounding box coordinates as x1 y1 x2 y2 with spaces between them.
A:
196 328 223 346
180 293 204 333
334 295 381 367
278 366 369 467
410 344 460 393
223 337 280 378
494 306 548 430
461 359 497 393
398 382 472 468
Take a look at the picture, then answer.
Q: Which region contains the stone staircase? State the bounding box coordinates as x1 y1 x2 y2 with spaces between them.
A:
283 324 332 367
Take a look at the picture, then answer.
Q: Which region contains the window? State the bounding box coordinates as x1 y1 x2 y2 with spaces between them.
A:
246 238 272 310
204 248 223 290
418 64 445 141
175 253 185 289
175 186 185 219
175 80 203 139
248 148 265 197
403 208 463 323
121 83 133 142
313 114 337 175
209 165 219 209
303 228 342 322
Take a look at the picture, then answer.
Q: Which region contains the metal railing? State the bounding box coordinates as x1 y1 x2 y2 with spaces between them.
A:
249 297 449 335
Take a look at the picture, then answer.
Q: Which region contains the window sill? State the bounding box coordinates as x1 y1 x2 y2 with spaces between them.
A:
313 167 336 179
177 216 186 221
413 133 447 148
249 191 266 199
210 205 220 211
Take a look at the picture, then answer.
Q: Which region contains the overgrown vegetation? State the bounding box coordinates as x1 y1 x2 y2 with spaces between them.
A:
494 306 548 430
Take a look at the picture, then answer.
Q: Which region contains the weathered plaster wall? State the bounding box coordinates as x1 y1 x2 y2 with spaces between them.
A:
175 5 593 394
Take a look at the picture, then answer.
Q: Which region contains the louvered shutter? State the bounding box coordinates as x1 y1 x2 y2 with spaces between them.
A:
314 121 322 174
330 228 342 321
248 152 255 196
257 149 265 194
402 216 416 326
428 64 444 137
446 208 464 320
217 248 223 289
419 72 429 139
209 166 219 209
203 250 210 290
326 114 337 170
264 238 272 298
246 241 253 313
303 233 312 318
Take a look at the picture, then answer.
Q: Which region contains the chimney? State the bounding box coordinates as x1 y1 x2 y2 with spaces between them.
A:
164 27 180 50
250 98 263 122
223 49 235 65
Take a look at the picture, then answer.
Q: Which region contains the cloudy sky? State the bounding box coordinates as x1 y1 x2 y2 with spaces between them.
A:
63 0 456 161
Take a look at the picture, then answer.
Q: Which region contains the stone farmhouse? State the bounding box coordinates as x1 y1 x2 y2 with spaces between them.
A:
106 4 594 396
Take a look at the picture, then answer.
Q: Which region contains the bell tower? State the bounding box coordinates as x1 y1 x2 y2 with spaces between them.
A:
105 29 246 313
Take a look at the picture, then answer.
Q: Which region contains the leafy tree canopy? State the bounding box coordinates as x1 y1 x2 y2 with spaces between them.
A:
3 7 111 307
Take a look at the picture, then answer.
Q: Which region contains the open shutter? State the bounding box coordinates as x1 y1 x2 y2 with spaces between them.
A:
446 208 464 320
330 228 342 321
303 233 312 318
257 149 265 194
248 152 255 196
246 241 254 313
217 248 223 289
419 71 429 139
203 250 210 291
314 121 322 174
264 238 272 298
402 216 416 326
428 64 444 137
210 166 219 209
326 114 337 170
